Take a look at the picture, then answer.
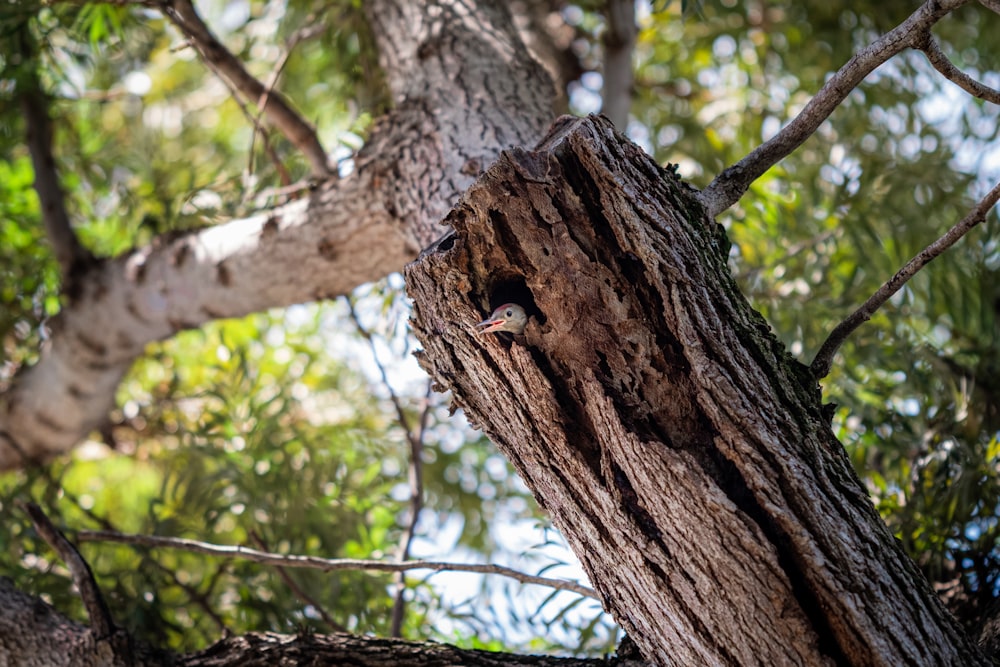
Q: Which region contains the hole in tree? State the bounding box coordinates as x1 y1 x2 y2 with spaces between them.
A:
484 275 545 326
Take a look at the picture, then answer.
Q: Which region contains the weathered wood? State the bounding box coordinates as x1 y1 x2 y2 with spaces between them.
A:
180 632 644 667
404 115 987 666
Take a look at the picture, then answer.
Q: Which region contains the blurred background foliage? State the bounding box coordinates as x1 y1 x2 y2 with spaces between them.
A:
0 0 998 656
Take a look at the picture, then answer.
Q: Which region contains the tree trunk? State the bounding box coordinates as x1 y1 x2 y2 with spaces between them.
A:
404 114 988 666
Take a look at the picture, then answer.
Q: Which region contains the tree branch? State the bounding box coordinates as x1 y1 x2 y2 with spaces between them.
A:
159 0 333 178
75 529 598 599
601 0 636 129
204 53 293 186
244 12 330 188
914 32 1000 103
21 503 117 640
810 179 1000 379
698 0 971 218
0 0 552 470
20 79 93 280
390 384 432 637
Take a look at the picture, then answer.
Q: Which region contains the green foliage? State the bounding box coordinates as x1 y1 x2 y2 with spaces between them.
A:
0 156 60 369
74 4 128 46
0 297 593 652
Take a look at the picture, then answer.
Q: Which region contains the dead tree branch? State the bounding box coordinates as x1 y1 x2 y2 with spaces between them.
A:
810 179 1000 379
75 529 598 599
699 0 971 218
405 113 989 665
914 32 1000 103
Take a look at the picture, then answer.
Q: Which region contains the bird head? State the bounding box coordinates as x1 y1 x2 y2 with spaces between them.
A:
475 303 528 335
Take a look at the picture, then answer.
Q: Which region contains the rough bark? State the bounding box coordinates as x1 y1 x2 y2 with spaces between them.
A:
979 600 1000 660
179 632 642 667
0 577 163 667
404 115 988 666
0 0 553 470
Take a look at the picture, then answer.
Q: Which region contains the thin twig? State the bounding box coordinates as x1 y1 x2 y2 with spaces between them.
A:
344 297 428 455
22 503 117 639
180 38 292 187
247 14 329 186
145 554 231 634
810 180 1000 379
389 383 433 637
914 33 1000 103
249 530 347 633
698 0 971 218
35 475 231 634
252 179 316 207
159 0 332 178
75 529 599 599
20 73 93 278
345 297 431 636
257 16 329 121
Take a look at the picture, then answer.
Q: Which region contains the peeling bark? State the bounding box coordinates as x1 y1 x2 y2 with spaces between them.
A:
404 115 988 666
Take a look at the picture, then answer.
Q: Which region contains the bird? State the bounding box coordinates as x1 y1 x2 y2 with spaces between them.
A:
474 303 528 335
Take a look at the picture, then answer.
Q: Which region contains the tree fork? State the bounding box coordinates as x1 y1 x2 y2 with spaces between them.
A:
404 115 987 666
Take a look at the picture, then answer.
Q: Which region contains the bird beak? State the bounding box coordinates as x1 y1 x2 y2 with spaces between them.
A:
474 316 504 334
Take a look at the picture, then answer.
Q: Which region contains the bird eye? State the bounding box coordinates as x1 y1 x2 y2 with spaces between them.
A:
505 309 513 317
